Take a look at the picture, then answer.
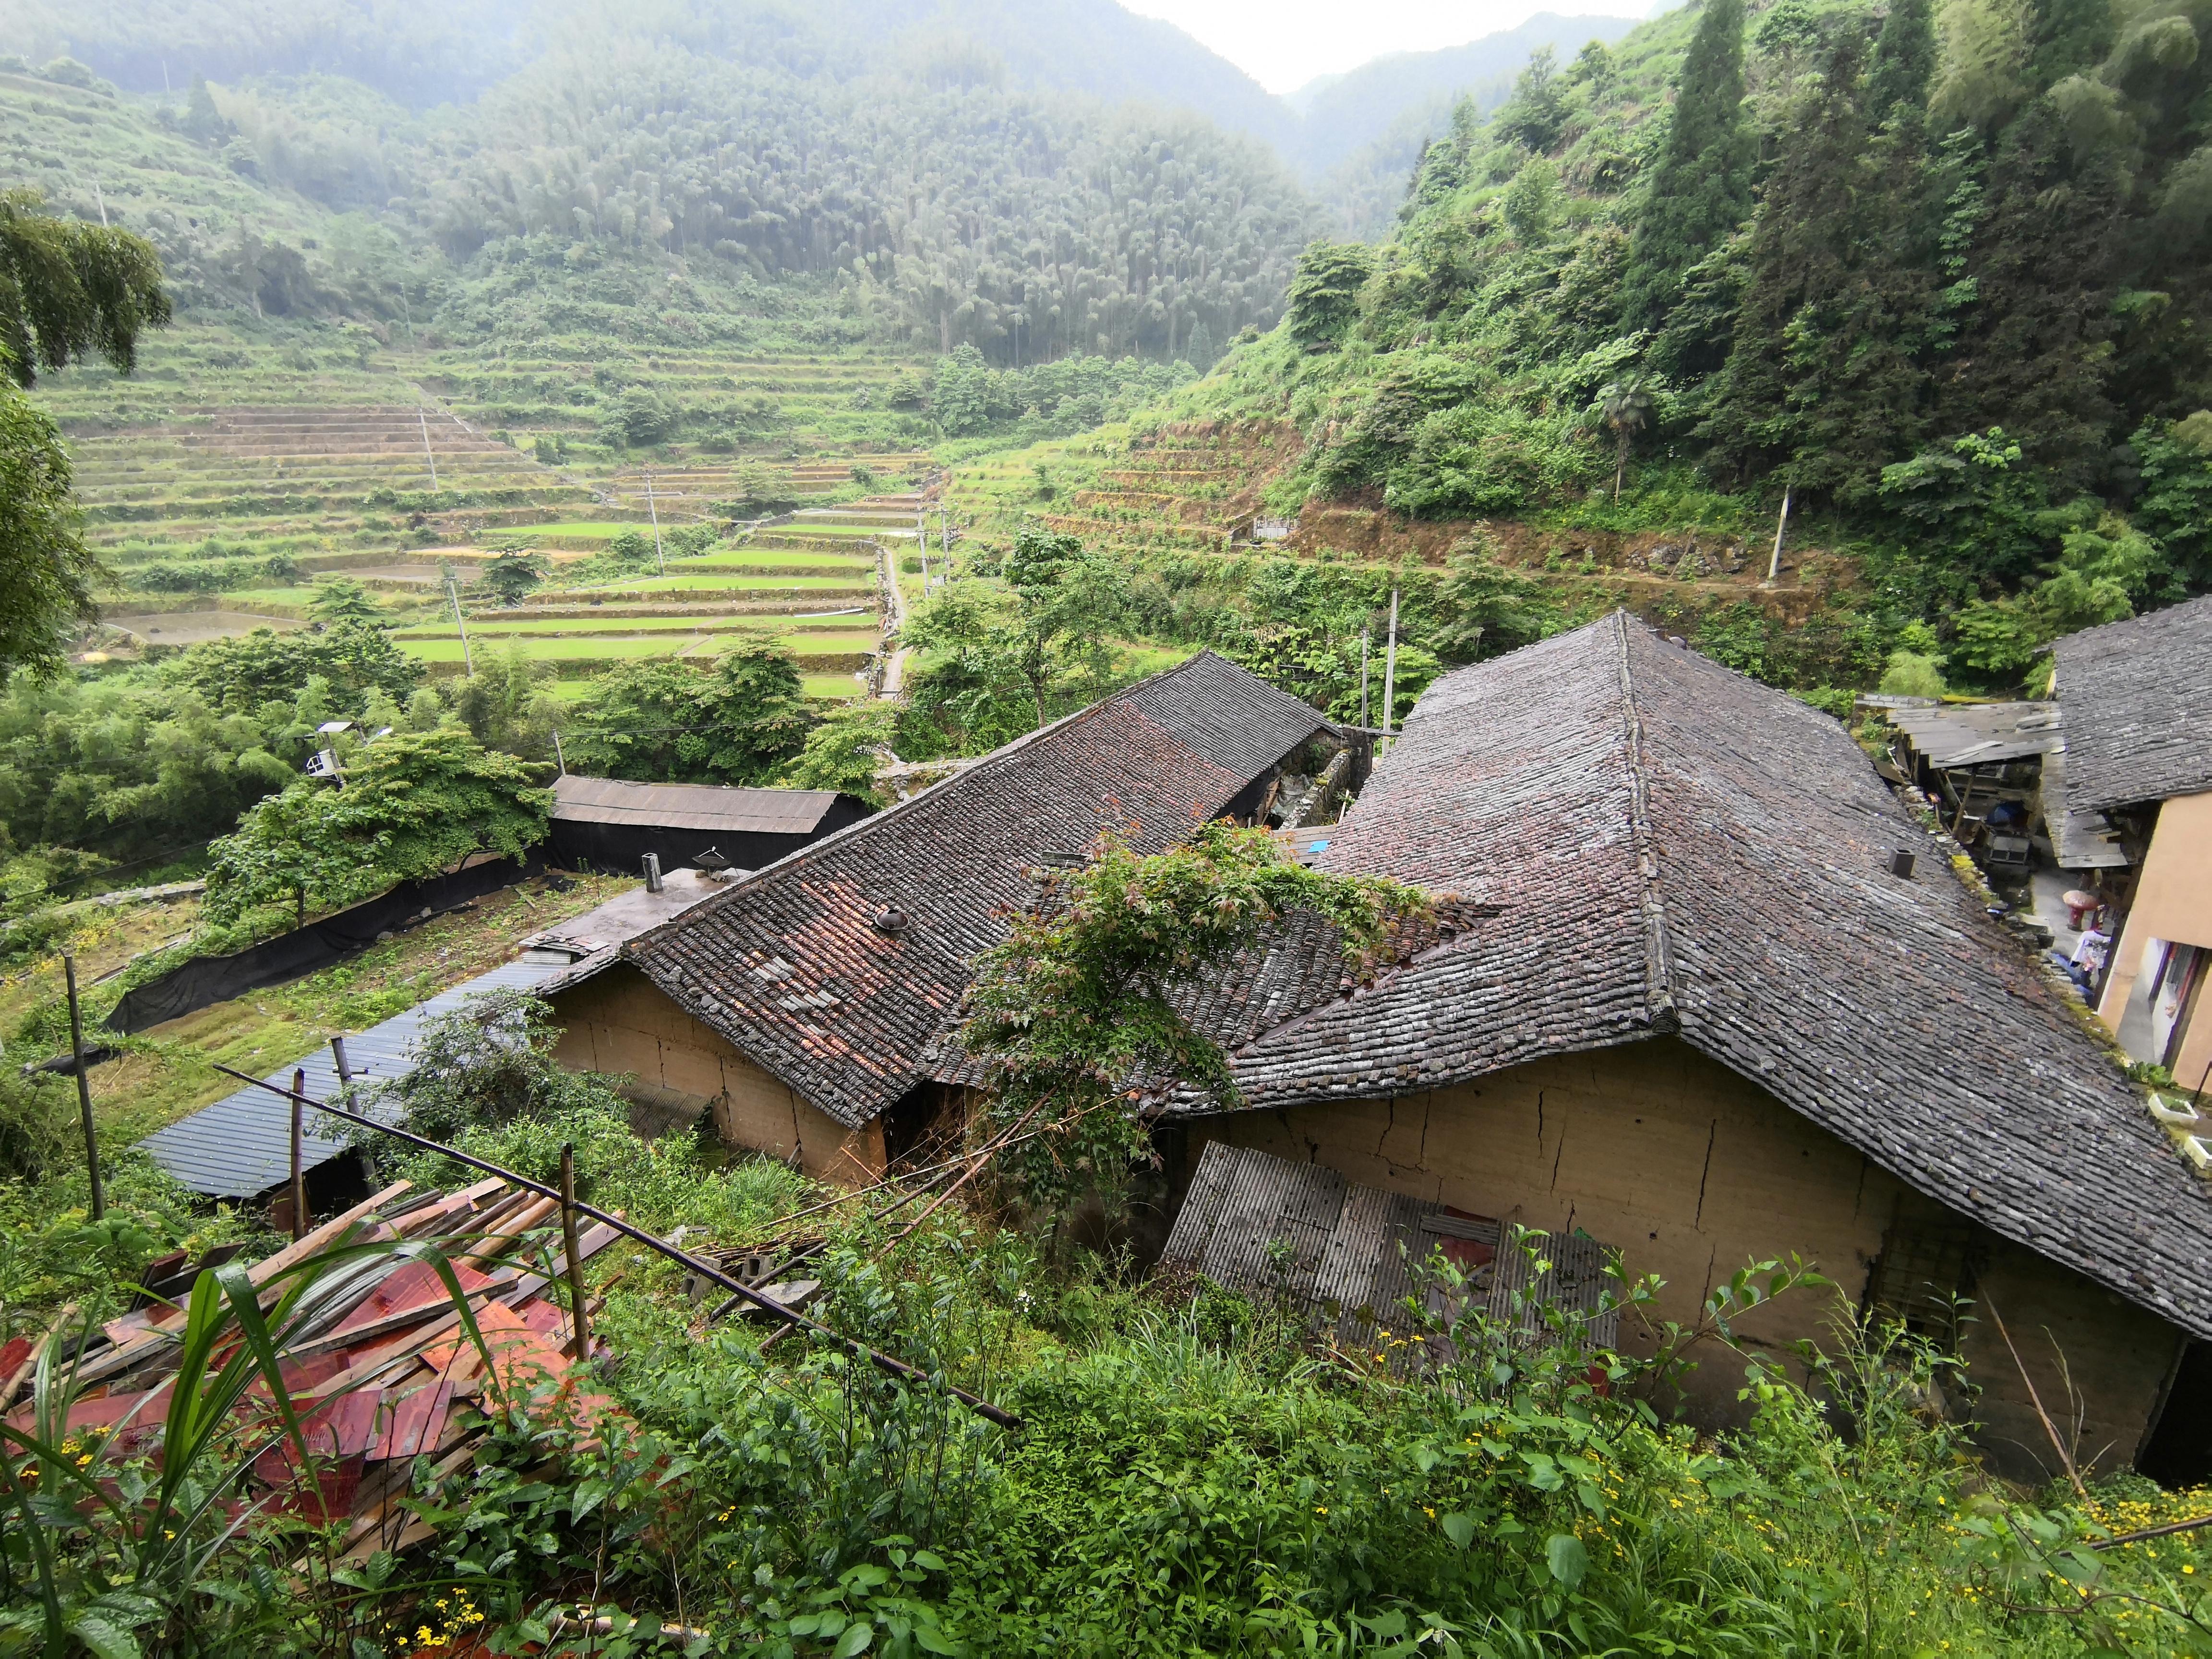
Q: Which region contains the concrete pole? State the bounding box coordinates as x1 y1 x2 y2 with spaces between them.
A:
1381 587 1401 741
1360 627 1370 729
446 576 472 675
418 409 439 492
645 469 666 575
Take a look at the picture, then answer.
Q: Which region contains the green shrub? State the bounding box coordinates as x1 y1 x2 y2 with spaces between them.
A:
1879 649 1947 697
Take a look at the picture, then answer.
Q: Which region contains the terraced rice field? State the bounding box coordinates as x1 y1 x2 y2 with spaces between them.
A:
24 306 920 693
945 423 1301 567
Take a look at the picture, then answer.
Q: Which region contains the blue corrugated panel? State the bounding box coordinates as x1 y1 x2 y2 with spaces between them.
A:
136 959 572 1200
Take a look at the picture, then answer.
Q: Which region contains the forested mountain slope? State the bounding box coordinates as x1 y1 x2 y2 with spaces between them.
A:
1152 0 2212 695
6 0 1322 368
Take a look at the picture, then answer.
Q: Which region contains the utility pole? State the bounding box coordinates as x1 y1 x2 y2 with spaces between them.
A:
1381 586 1400 742
1767 487 1792 585
63 954 103 1220
446 574 472 675
553 730 567 777
940 501 951 571
289 1067 308 1241
1359 627 1370 728
418 408 439 492
644 468 666 575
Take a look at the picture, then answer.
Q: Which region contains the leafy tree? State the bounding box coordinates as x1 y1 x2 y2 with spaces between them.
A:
1878 428 2054 585
1700 34 1933 502
0 192 171 682
1945 597 2047 685
1286 242 1376 349
0 189 171 389
306 577 384 625
1594 379 1657 501
1431 550 1563 662
164 622 422 715
448 646 561 762
204 727 550 926
2131 412 2212 587
564 643 811 784
1495 48 1568 152
1623 0 1752 331
0 392 97 685
476 547 549 608
1869 0 1938 119
912 523 1125 733
960 820 1426 1206
1931 104 2120 489
782 702 899 803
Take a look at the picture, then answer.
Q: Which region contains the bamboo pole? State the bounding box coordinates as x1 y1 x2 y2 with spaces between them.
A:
63 954 103 1221
559 1142 591 1362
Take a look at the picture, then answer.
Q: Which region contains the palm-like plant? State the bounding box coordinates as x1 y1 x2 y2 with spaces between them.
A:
0 1239 493 1656
1596 380 1658 503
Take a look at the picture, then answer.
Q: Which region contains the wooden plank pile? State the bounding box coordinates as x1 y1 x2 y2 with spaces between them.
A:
1 1178 623 1564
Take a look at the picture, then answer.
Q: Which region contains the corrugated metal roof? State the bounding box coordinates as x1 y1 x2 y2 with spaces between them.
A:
1887 700 2065 769
135 874 725 1199
552 775 847 834
137 960 569 1199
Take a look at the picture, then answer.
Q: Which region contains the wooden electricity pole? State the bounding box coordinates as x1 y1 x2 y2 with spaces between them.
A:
63 955 103 1220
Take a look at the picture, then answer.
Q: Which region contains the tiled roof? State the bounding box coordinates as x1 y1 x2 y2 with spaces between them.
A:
620 652 1328 1128
1211 612 2212 1341
2051 594 2212 812
551 776 853 834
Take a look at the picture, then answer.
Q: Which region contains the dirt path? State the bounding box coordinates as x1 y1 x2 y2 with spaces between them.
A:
878 536 910 698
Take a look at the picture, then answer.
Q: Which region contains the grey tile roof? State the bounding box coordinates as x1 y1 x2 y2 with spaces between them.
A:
1209 612 2212 1341
552 776 853 834
620 652 1330 1129
2051 593 2212 812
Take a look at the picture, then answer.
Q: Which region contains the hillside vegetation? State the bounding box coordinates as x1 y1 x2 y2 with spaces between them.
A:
1026 0 2212 705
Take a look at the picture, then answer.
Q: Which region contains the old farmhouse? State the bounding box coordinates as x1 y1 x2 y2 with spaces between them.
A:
540 651 1342 1179
2052 593 2212 1088
1166 612 2212 1480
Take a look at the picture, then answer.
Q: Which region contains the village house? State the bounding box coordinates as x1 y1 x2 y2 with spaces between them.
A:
2051 594 2212 1091
546 774 872 877
1159 613 2212 1482
538 652 1345 1178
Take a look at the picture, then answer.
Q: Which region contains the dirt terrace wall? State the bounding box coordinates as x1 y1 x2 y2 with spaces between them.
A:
548 962 886 1184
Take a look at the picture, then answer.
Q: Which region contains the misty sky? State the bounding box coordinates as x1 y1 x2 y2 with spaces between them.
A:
1123 0 1649 93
